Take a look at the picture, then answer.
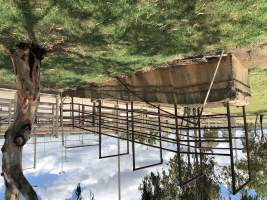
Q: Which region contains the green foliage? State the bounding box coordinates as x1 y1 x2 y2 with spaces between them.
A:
0 0 266 89
221 128 266 199
0 50 15 84
246 69 267 114
240 190 260 200
138 156 220 200
239 131 267 198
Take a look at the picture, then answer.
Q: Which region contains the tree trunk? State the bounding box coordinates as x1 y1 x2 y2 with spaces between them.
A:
1 43 46 200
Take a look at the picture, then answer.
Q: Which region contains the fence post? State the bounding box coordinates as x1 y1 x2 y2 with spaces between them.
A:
52 103 55 136
55 95 59 137
71 97 74 128
98 100 102 158
242 106 251 181
131 101 135 170
33 133 37 169
82 104 85 126
92 102 96 127
8 99 12 125
60 94 64 146
226 103 236 194
174 104 182 182
126 103 129 154
158 105 163 163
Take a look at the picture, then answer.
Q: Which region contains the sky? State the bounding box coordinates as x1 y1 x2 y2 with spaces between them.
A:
0 134 174 200
0 129 265 200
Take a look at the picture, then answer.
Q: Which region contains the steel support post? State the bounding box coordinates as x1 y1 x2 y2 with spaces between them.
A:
71 97 74 128
92 102 96 127
126 103 129 154
55 95 59 136
174 104 182 183
52 104 55 135
98 100 102 158
226 103 236 194
82 104 85 126
197 108 203 174
131 101 136 170
78 104 81 127
242 106 251 181
158 105 163 163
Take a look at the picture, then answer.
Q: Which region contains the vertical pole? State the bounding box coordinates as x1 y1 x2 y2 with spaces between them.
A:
98 100 102 158
226 103 236 194
116 101 121 200
197 108 204 200
55 95 59 137
186 108 191 167
60 95 64 146
60 144 64 174
78 104 81 128
81 103 85 144
242 106 251 181
193 108 199 196
52 104 55 136
174 104 182 183
193 108 199 166
142 107 145 132
158 105 163 163
126 103 129 154
197 108 203 174
71 97 74 128
131 101 135 170
60 98 62 126
254 114 258 137
8 100 12 125
82 104 85 126
48 103 51 134
92 102 96 127
33 134 37 169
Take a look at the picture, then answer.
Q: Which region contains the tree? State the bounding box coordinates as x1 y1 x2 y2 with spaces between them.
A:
240 190 260 200
139 155 220 200
0 0 266 87
221 125 267 199
238 127 267 198
0 1 266 199
67 183 95 200
1 43 46 200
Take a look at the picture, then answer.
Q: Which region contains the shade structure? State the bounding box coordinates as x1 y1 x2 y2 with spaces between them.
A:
63 53 250 106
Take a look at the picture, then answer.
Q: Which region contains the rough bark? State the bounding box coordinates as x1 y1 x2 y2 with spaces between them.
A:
1 43 46 200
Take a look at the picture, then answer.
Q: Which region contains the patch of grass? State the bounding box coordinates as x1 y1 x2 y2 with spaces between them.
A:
246 69 267 114
0 1 266 114
39 49 177 88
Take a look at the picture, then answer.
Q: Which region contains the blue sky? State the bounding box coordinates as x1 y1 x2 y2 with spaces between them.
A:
0 131 265 200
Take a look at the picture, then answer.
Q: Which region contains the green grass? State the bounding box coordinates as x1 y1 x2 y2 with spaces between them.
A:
1 49 267 114
246 69 267 114
39 51 177 88
0 0 266 113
